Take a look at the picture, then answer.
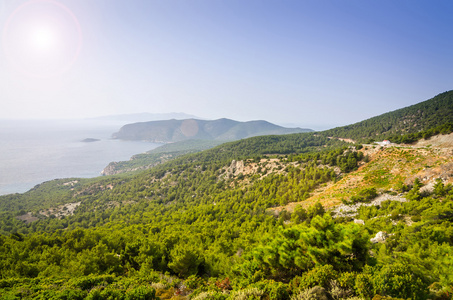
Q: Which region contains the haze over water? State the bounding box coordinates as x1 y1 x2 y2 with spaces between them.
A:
0 120 160 195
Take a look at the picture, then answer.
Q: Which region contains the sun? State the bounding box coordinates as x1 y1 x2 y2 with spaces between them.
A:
2 0 82 78
30 26 57 52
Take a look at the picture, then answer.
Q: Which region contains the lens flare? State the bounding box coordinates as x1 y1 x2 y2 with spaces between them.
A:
2 0 82 78
30 26 56 51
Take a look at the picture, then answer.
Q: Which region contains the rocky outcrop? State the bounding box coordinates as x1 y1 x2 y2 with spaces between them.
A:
38 202 81 219
371 231 389 244
101 162 120 176
332 194 407 218
225 160 245 177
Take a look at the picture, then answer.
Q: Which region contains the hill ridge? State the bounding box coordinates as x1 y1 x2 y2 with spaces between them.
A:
322 90 453 142
112 118 312 143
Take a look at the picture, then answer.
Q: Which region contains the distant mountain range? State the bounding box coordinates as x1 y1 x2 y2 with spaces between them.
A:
112 118 313 143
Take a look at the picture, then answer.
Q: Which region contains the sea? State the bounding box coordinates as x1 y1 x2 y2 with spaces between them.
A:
0 119 160 196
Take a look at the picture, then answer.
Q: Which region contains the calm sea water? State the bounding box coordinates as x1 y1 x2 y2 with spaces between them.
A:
0 120 160 195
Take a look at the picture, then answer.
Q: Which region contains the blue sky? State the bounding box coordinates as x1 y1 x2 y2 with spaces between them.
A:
1 0 452 130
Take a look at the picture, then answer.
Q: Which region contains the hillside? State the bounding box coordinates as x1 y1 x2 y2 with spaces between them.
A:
2 132 453 298
101 132 348 175
102 92 453 176
271 132 453 213
322 90 453 142
112 118 312 142
101 139 225 175
1 91 453 299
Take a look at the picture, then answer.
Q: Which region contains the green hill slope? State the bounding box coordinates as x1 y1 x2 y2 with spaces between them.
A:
103 92 453 176
101 139 225 175
322 90 453 142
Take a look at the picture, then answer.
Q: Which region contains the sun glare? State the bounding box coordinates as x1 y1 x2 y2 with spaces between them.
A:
2 0 82 78
30 26 57 52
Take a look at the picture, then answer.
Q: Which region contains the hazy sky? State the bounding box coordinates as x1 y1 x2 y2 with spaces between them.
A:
1 0 452 130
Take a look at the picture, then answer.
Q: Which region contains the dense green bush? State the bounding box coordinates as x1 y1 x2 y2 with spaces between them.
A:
125 286 157 300
293 265 337 291
344 187 378 204
373 263 428 300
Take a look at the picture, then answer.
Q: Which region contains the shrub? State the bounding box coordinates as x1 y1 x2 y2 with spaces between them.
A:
411 215 421 222
185 275 206 290
373 263 428 300
295 265 337 291
125 286 157 300
215 278 232 291
56 289 88 300
355 273 374 300
70 274 116 290
346 188 378 204
329 280 352 300
191 291 227 300
230 287 264 300
251 280 289 300
337 272 357 291
372 296 404 300
291 286 329 300
168 244 203 277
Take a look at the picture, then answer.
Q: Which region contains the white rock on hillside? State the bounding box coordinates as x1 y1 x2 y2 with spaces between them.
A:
370 231 388 244
332 194 407 218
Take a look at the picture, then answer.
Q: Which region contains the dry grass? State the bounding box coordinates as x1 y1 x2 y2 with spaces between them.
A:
272 136 453 213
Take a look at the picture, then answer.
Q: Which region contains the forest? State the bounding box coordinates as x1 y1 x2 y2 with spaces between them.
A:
1 92 453 299
321 91 453 143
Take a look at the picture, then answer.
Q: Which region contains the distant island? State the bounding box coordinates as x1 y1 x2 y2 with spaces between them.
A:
81 138 100 143
112 118 313 143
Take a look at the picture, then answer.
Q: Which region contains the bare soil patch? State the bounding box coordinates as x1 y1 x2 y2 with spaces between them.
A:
16 212 39 224
413 132 453 148
270 134 453 213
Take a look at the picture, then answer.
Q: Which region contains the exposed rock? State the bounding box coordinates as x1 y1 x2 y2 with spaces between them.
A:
63 180 78 186
413 132 453 148
354 219 365 225
332 194 407 218
420 180 436 195
371 231 388 244
39 202 81 219
221 160 246 180
101 162 119 176
229 160 245 176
